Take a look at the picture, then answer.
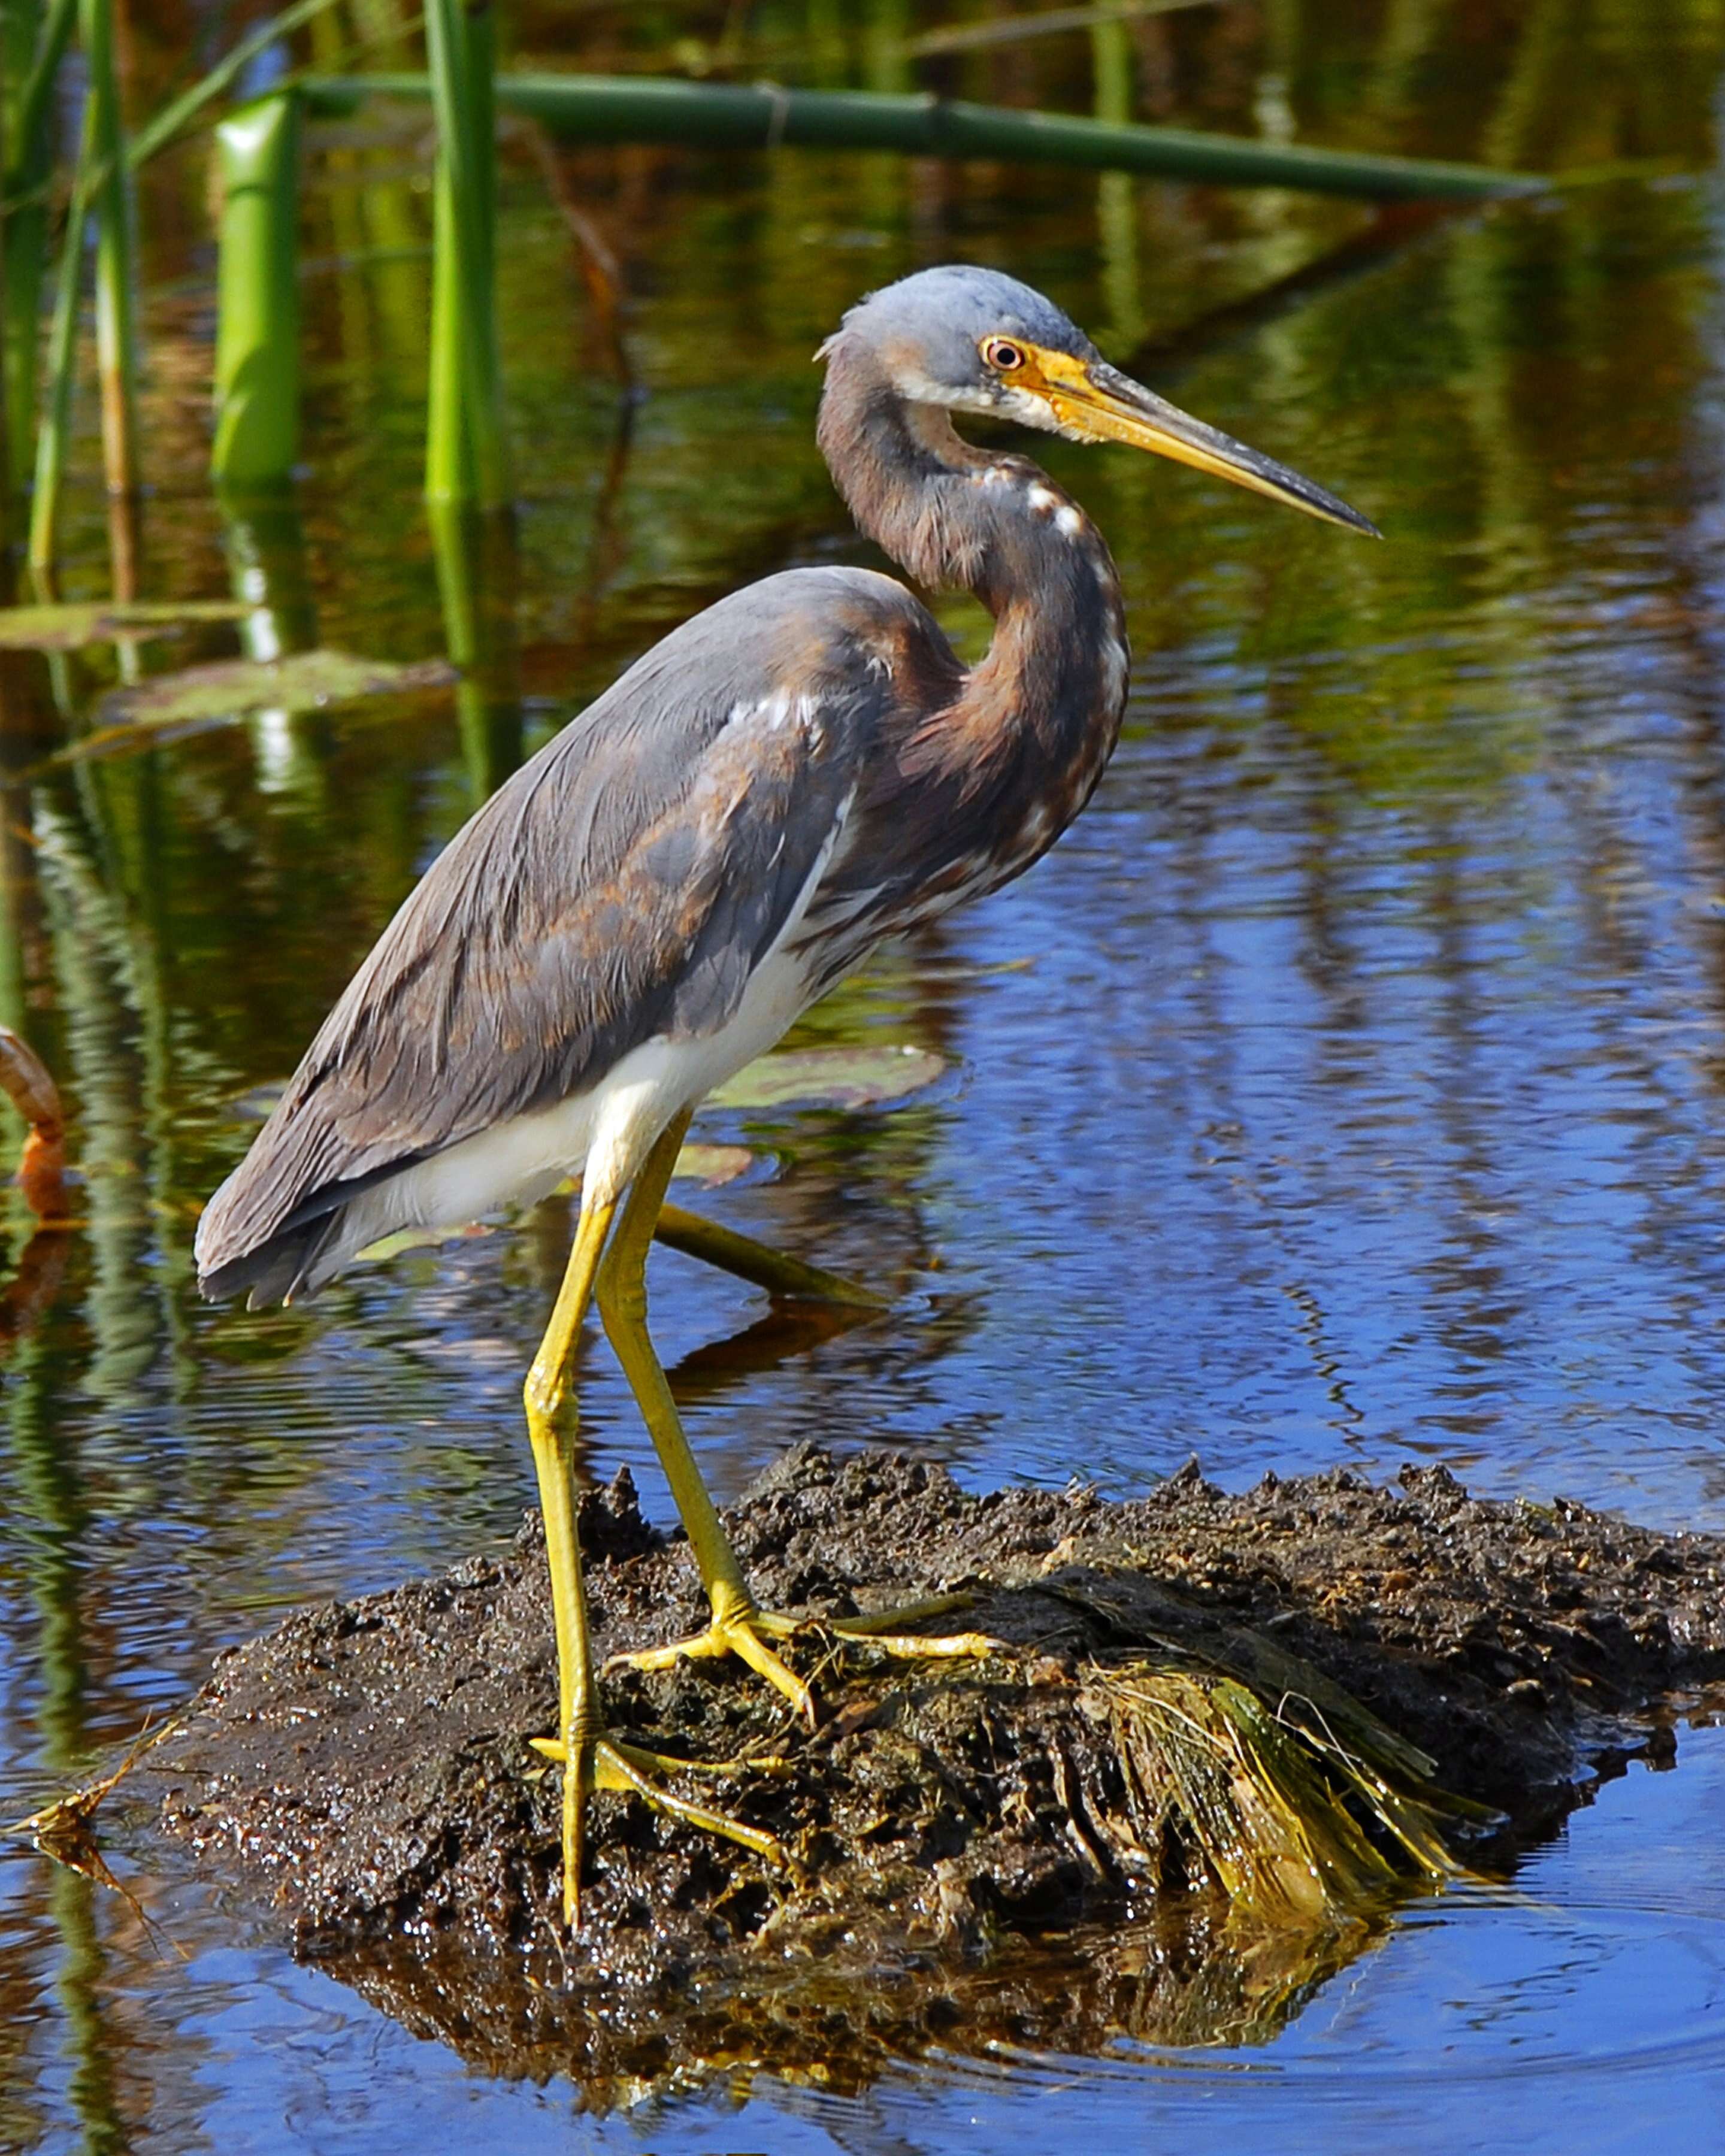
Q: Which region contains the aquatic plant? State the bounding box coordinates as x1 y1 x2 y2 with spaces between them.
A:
0 0 1547 582
211 96 303 492
423 0 507 507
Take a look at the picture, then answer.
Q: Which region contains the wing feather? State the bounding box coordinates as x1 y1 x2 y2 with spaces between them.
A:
195 574 898 1292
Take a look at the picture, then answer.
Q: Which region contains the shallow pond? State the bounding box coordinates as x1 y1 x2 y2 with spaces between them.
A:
7 3 1725 2148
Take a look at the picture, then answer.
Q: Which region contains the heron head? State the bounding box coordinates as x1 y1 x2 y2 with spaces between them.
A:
822 263 1378 537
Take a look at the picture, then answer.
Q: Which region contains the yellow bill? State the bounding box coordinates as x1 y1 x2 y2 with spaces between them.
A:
1018 344 1379 537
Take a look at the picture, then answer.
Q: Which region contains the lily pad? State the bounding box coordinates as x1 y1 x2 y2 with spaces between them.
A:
710 1044 947 1113
0 599 247 651
58 650 457 764
670 1141 754 1187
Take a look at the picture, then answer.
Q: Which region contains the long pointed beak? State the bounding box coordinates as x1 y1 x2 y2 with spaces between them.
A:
1042 355 1380 537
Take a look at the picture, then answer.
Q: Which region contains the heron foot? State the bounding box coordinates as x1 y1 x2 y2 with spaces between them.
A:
604 1593 1006 1730
528 1727 788 1926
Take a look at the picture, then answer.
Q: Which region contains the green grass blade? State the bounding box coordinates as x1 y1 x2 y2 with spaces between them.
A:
77 0 138 507
3 0 72 491
11 0 74 189
125 0 341 174
27 103 92 571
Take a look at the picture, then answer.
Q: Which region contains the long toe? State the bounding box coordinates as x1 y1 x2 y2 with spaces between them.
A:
824 1620 1007 1659
606 1598 1006 1731
592 1738 789 1869
605 1612 819 1728
742 1594 1007 1663
531 1722 789 1925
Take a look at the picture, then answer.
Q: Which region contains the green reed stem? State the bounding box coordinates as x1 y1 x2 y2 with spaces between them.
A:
4 0 71 493
304 72 1550 201
425 151 468 501
211 93 302 490
0 32 11 557
423 0 508 506
11 0 74 190
0 0 341 230
77 0 138 504
125 0 339 174
28 102 92 571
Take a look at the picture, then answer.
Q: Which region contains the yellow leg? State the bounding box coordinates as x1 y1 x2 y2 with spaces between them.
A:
597 1115 1004 1724
523 1186 783 1926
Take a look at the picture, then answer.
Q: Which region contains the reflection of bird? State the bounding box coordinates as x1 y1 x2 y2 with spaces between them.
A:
196 265 1375 1924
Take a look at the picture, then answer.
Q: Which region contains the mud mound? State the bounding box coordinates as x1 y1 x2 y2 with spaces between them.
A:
147 1446 1725 2097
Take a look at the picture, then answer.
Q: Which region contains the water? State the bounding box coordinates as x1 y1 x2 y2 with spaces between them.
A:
7 4 1725 2148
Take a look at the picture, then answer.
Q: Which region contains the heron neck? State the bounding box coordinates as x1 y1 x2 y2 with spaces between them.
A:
816 361 1128 731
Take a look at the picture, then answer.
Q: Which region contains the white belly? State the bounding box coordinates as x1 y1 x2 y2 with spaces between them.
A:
334 939 824 1264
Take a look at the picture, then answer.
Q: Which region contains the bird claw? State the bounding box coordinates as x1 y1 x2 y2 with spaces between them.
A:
605 1611 822 1729
528 1727 788 1925
604 1591 1006 1733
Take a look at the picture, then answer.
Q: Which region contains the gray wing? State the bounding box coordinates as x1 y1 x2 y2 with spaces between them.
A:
195 571 912 1301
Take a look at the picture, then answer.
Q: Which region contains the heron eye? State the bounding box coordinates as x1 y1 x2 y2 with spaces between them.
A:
983 338 1026 373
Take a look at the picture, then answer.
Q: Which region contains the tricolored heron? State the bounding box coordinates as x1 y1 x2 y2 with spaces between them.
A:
196 265 1375 1924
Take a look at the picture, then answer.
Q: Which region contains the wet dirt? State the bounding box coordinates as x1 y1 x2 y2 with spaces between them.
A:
145 1445 1725 2098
